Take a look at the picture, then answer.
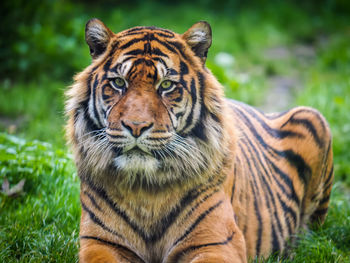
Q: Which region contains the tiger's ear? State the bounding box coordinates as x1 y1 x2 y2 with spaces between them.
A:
182 21 212 63
85 18 113 59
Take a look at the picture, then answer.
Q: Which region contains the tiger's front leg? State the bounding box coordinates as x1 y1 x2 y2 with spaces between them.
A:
167 198 247 263
79 238 144 263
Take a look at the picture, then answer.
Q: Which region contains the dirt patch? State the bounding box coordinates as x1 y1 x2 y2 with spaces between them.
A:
259 43 316 112
0 115 27 134
260 76 302 113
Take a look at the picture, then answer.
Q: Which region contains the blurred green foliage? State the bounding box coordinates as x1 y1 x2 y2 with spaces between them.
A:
1 0 89 81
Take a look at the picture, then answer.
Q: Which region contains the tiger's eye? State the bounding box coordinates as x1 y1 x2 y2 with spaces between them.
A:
160 80 173 90
114 77 125 87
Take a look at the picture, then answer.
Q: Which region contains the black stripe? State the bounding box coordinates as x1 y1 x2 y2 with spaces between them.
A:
123 27 175 38
269 160 301 206
167 41 190 62
318 195 331 206
183 72 210 141
81 201 124 240
120 37 146 50
155 31 175 38
147 136 171 141
271 224 280 254
312 207 329 216
152 57 168 69
323 165 334 192
103 57 113 72
107 41 120 57
123 26 147 34
287 118 323 148
107 134 126 139
150 61 159 83
110 63 122 74
182 78 198 132
171 86 184 103
83 107 100 133
171 232 235 262
84 190 102 211
178 61 190 93
124 47 169 58
144 41 151 55
121 56 137 64
282 150 312 185
91 75 103 127
153 38 178 54
80 235 122 248
102 84 117 101
180 61 189 75
172 200 223 248
75 68 99 135
280 110 325 148
230 163 237 203
276 192 297 235
152 47 169 57
125 49 145 56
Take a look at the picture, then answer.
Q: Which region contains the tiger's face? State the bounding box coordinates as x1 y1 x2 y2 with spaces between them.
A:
66 19 226 188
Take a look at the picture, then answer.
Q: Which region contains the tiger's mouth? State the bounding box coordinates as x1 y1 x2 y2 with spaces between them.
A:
111 139 167 159
123 147 155 158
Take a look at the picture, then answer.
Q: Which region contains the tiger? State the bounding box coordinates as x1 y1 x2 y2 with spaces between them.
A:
65 18 334 263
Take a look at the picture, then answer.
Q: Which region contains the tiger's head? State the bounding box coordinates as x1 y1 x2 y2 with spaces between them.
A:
66 19 230 189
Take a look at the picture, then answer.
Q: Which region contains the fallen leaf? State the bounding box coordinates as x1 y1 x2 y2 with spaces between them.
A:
1 179 26 197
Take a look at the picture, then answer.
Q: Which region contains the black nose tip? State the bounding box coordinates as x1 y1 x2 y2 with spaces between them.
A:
121 120 153 138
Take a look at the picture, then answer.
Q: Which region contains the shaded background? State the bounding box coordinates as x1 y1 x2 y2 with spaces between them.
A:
0 0 349 262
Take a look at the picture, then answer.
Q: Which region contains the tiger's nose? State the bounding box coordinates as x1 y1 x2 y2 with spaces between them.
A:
121 120 153 138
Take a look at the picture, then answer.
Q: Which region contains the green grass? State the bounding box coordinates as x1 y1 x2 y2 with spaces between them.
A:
0 134 80 262
1 0 350 262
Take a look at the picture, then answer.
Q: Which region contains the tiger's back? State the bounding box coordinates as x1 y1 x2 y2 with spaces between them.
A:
66 19 333 262
227 100 333 256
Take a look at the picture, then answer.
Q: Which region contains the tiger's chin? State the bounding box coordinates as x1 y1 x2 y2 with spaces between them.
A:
113 149 160 174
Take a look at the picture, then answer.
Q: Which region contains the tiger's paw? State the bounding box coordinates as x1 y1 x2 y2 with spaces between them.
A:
188 252 247 263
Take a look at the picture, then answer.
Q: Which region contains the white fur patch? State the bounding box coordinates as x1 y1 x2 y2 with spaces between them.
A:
121 60 133 76
114 151 159 174
89 23 109 44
